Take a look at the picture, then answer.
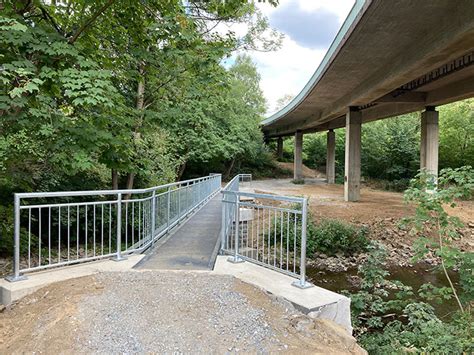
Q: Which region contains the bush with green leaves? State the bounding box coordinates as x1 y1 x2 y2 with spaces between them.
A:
348 166 474 353
403 166 474 312
360 303 473 354
307 218 370 256
348 242 473 353
274 210 369 256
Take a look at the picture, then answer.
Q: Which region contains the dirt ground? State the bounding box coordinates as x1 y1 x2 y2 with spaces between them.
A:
248 177 474 270
0 272 364 354
276 162 326 179
250 178 473 224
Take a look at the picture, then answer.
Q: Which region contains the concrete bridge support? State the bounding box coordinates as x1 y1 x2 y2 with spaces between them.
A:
344 108 361 202
420 107 439 177
294 130 303 181
326 129 336 184
277 137 283 160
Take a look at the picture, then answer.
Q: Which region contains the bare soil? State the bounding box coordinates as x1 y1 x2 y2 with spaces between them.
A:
248 177 474 270
0 272 365 354
276 162 325 179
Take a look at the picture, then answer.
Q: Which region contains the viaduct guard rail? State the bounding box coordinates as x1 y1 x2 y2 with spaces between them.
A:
7 174 221 281
221 174 312 289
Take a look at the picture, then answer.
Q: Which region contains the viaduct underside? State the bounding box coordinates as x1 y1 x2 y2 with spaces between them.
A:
262 0 474 201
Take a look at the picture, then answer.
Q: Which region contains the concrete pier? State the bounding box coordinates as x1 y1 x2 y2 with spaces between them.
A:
420 107 439 177
344 108 361 202
294 131 303 181
326 129 336 184
276 137 283 160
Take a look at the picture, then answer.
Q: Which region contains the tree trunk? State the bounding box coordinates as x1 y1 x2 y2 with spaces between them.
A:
124 64 146 197
112 169 118 190
225 158 236 180
126 172 135 190
177 161 187 181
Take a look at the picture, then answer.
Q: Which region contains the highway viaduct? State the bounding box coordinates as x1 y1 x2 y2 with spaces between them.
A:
262 0 474 201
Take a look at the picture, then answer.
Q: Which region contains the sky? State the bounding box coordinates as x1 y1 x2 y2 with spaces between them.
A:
223 0 355 115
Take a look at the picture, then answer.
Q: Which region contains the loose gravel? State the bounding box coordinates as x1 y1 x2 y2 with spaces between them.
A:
76 271 284 353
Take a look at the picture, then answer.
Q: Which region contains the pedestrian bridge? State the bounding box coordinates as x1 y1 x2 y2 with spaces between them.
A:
2 173 354 332
5 174 311 288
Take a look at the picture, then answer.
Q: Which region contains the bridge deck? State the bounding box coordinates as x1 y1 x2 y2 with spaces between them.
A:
136 195 222 270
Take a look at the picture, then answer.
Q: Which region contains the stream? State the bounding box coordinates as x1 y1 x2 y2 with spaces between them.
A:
306 263 461 318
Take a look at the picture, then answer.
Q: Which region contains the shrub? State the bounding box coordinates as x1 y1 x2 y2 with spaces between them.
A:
272 209 369 257
291 178 305 185
307 218 369 256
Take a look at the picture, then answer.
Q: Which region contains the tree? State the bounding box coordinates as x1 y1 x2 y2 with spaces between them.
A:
439 99 474 170
274 93 294 112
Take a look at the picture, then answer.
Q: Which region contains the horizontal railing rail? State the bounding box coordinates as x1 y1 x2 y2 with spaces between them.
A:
220 174 311 288
7 174 222 281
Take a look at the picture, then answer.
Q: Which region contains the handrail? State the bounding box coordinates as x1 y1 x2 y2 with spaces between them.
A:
16 175 217 199
7 174 222 282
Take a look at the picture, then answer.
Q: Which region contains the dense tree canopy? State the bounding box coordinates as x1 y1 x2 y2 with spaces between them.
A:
1 0 280 194
277 100 473 190
0 0 281 254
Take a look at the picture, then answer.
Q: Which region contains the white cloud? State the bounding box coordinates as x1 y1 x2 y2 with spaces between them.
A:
212 0 355 114
252 0 355 114
250 36 327 113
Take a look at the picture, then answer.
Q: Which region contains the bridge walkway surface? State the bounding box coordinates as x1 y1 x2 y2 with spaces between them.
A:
136 195 222 270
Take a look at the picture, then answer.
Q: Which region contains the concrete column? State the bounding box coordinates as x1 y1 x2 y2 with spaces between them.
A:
294 130 303 181
276 137 283 160
344 108 362 202
326 129 336 184
420 107 439 177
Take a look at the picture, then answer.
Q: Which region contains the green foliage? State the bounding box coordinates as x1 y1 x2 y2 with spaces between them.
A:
0 1 280 254
291 179 305 185
308 219 369 256
348 243 473 353
403 166 474 312
275 213 369 257
347 242 414 336
439 99 474 169
350 168 474 353
360 305 474 354
298 103 473 190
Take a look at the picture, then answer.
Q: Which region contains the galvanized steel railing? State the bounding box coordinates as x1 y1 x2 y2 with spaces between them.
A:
7 174 222 281
221 174 312 288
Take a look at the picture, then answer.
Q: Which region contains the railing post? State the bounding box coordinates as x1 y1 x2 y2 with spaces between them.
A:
178 186 181 220
6 194 27 282
114 192 126 261
292 197 312 288
151 190 156 245
167 187 171 229
186 182 190 214
220 193 226 254
228 194 244 263
198 179 202 205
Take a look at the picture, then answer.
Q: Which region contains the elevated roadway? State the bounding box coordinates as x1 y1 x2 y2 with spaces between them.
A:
263 0 474 201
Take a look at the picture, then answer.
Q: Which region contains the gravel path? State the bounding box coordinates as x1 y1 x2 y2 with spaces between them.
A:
1 270 365 354
76 272 284 353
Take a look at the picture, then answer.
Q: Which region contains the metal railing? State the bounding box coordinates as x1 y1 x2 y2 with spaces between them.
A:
221 174 312 288
7 174 222 281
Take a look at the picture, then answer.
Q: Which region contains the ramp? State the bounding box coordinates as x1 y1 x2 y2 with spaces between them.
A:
136 195 222 270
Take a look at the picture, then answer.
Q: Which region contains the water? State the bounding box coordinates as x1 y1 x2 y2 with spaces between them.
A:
306 263 461 318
